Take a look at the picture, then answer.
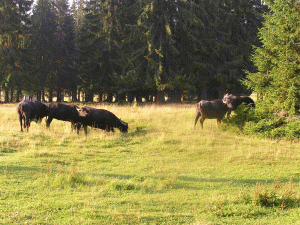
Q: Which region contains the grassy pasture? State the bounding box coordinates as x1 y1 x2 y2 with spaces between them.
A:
1 103 300 224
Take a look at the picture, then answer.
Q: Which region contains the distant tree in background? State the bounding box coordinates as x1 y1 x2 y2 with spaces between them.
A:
31 0 59 101
56 0 77 101
0 0 33 102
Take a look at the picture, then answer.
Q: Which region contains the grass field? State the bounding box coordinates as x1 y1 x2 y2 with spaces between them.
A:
1 103 300 224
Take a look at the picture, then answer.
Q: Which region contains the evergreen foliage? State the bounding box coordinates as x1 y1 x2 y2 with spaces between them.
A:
31 0 59 101
1 0 268 102
244 0 300 115
0 0 33 101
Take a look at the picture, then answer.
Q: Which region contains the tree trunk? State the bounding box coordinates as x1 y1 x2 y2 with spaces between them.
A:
57 88 61 102
49 89 53 102
77 90 81 102
127 93 134 103
201 83 207 100
98 92 103 102
169 90 181 103
116 93 126 102
42 89 45 102
156 91 165 103
16 90 21 102
72 89 77 101
5 89 9 103
36 90 41 102
106 93 113 103
10 88 14 102
136 94 142 103
218 84 224 99
85 91 93 102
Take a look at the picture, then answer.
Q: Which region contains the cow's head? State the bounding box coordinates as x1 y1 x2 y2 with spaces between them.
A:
76 107 89 117
222 93 237 109
119 119 128 133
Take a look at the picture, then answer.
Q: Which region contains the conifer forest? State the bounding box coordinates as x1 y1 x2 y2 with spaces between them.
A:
0 0 282 103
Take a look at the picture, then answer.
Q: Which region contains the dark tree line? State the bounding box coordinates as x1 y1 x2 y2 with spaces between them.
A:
0 0 269 103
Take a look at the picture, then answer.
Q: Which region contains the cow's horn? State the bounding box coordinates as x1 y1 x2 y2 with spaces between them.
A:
120 119 127 126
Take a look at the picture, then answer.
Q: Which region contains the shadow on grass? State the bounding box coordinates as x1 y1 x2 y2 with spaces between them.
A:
1 166 39 175
126 127 149 137
178 175 300 189
0 147 18 155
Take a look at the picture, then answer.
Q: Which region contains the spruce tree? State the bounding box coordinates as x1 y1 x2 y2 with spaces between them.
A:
56 0 77 101
31 0 59 101
244 0 300 115
0 0 33 102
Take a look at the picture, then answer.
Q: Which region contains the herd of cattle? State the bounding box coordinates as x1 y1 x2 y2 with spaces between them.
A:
16 94 254 134
17 101 128 134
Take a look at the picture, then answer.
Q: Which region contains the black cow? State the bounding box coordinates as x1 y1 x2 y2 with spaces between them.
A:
46 102 83 133
17 100 48 132
222 94 255 116
194 99 229 129
78 106 128 135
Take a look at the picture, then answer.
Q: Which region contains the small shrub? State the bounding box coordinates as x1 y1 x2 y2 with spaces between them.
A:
223 103 259 132
223 102 300 140
106 179 139 191
252 178 300 209
243 117 286 136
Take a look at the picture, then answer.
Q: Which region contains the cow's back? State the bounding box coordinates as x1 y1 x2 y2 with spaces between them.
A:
86 108 117 126
48 102 80 121
32 101 48 119
199 99 228 119
17 100 33 115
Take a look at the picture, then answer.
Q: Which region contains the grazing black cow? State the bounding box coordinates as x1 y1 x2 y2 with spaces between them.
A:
222 94 255 116
17 100 48 132
78 106 128 135
46 102 83 133
194 99 229 129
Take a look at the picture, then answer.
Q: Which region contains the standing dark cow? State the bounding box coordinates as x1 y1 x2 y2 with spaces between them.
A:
222 94 255 116
78 106 128 135
194 99 229 129
17 100 48 132
46 102 83 133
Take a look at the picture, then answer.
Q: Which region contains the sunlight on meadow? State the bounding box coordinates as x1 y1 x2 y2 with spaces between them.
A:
1 103 300 224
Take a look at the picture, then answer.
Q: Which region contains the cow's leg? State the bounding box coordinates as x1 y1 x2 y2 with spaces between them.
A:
105 125 111 132
25 117 30 132
194 112 201 128
19 113 23 132
200 118 205 129
23 118 27 131
226 109 232 118
217 119 221 129
76 123 82 135
71 122 76 131
84 125 88 136
46 117 53 128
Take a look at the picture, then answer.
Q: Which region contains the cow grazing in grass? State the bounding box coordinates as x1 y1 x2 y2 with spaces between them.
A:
46 102 83 133
17 100 48 132
222 94 255 116
77 106 128 135
194 99 229 129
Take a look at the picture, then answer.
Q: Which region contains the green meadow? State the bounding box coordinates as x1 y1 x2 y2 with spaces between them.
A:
1 103 300 224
